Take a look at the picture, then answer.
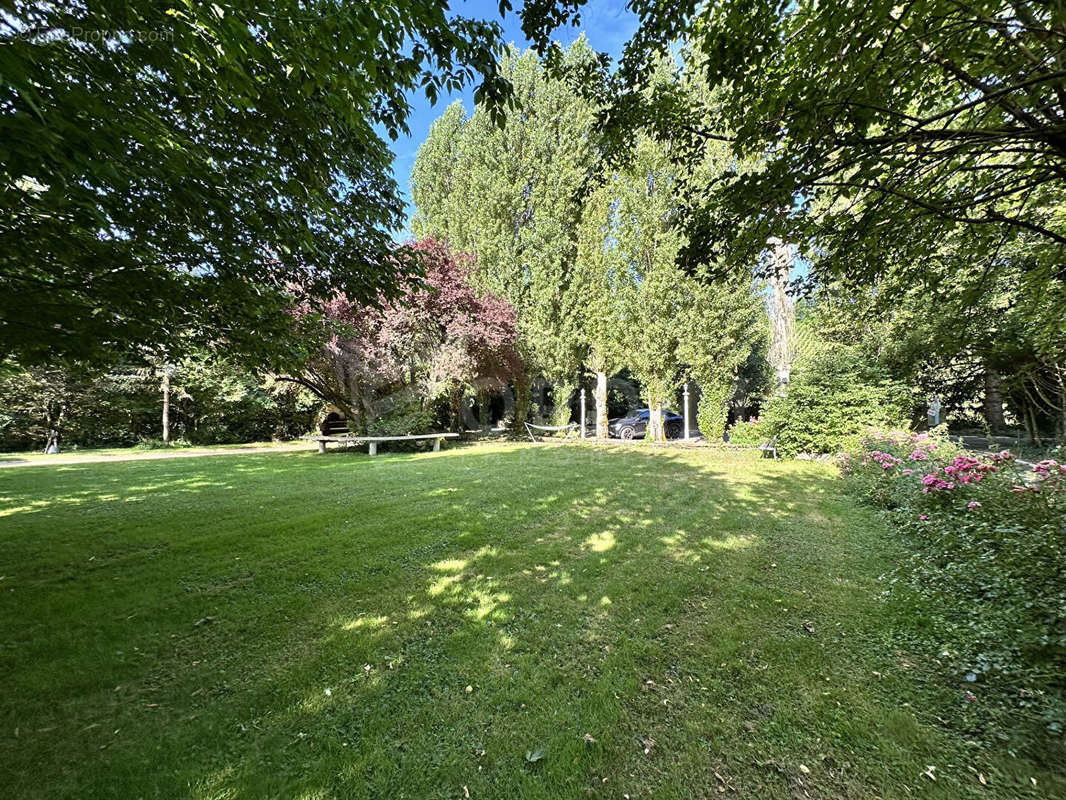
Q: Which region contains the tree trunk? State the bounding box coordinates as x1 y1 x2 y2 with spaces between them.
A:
1027 399 1043 445
1058 369 1066 441
512 372 530 436
349 376 367 434
648 394 665 442
44 400 65 453
982 367 1005 432
767 239 795 387
449 385 463 432
595 371 608 439
477 389 490 430
161 370 171 443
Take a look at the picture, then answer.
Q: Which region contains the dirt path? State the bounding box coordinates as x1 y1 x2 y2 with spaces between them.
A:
0 443 310 468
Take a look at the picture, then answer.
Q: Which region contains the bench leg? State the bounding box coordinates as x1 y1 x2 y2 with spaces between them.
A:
317 440 327 454
368 442 377 456
433 437 441 452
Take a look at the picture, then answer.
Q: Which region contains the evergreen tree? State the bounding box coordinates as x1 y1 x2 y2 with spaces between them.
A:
586 136 686 442
410 40 602 427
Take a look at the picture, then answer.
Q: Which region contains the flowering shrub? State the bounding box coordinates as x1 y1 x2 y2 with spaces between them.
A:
842 428 1066 736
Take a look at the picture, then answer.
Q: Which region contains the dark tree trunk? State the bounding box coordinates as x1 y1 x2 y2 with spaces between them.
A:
512 372 530 435
449 385 463 432
982 367 1006 431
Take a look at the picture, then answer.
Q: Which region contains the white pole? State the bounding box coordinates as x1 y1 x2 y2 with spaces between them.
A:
580 388 587 438
683 382 691 440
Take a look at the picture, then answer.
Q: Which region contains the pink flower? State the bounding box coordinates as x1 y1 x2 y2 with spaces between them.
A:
902 468 914 476
1033 459 1064 479
921 471 955 492
919 515 928 521
967 501 981 510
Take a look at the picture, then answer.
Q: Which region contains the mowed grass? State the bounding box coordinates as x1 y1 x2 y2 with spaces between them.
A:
0 443 1061 799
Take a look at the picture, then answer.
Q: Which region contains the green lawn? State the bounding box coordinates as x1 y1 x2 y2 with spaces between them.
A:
0 439 305 465
1 442 1061 799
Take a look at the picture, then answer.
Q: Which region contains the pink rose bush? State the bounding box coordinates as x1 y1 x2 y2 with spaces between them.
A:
841 428 1065 733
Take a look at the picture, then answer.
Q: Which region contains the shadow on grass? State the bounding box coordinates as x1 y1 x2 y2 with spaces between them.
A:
2 444 1037 799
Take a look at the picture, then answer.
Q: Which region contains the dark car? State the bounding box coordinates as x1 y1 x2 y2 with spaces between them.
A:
609 408 684 440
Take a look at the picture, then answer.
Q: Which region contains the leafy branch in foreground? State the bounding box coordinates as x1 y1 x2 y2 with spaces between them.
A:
1 0 512 366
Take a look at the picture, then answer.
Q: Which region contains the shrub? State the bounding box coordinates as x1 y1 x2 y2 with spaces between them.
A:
727 417 765 446
842 429 1066 740
696 382 731 442
133 437 192 450
762 345 910 456
365 404 438 451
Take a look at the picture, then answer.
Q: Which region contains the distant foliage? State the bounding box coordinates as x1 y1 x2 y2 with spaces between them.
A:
411 41 603 423
842 429 1066 741
762 345 910 456
0 359 316 451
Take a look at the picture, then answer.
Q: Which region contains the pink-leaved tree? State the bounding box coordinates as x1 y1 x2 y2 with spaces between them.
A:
289 239 521 431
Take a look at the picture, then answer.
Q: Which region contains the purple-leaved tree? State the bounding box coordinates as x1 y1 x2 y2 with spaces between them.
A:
290 239 521 432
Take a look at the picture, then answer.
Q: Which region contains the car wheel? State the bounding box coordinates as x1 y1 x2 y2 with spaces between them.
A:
619 426 636 440
665 421 682 439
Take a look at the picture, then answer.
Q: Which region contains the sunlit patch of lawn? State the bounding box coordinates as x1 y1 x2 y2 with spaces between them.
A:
0 442 1061 798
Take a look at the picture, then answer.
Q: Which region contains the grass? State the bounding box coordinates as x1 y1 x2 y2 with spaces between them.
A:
0 439 304 464
0 442 1062 799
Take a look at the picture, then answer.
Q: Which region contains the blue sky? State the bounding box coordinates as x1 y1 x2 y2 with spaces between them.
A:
389 0 638 236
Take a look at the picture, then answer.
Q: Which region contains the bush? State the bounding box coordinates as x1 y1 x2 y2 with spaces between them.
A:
727 417 765 446
133 437 192 450
842 429 1066 740
762 345 910 456
696 382 731 442
365 404 438 451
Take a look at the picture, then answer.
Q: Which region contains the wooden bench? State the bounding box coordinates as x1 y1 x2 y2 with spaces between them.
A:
302 433 460 456
758 435 778 459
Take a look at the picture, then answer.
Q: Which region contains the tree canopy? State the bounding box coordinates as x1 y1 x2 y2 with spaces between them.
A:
1 0 511 365
292 238 520 432
521 0 1066 337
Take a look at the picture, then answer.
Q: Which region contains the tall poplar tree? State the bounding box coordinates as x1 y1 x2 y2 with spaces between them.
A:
411 39 602 426
573 181 625 438
582 136 687 441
